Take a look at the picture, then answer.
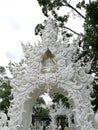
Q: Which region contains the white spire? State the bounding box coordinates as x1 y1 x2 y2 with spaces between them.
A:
41 18 58 47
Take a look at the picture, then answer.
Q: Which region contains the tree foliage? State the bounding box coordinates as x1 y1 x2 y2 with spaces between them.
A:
0 66 12 114
83 1 98 55
83 1 98 112
32 97 49 116
52 93 70 108
32 93 70 116
35 0 85 36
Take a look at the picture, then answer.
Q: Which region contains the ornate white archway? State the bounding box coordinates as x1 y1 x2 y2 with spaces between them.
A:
1 18 97 130
48 100 75 130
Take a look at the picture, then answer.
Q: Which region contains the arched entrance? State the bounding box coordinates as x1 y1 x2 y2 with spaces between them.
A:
9 86 74 130
7 18 95 130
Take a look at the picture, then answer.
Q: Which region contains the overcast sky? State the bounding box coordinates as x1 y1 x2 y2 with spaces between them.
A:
0 0 46 66
0 0 85 66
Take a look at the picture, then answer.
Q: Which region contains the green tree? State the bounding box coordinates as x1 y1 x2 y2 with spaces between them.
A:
0 66 12 114
81 1 98 112
35 0 85 36
32 93 70 116
32 97 49 116
52 93 70 108
36 0 98 112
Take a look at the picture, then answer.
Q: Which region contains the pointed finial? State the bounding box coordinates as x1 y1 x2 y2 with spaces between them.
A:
42 18 58 46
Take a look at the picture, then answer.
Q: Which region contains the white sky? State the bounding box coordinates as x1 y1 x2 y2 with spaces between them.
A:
0 0 85 66
0 0 45 66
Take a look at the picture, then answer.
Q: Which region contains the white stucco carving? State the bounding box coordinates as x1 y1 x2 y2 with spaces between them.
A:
0 112 9 130
49 101 75 130
0 18 96 130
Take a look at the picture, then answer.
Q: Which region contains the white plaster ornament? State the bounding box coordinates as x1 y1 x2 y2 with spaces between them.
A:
0 18 97 130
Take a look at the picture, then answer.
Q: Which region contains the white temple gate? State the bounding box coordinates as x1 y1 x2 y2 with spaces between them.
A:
0 18 98 130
